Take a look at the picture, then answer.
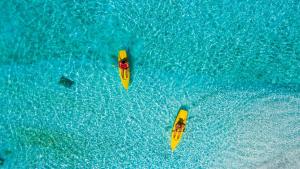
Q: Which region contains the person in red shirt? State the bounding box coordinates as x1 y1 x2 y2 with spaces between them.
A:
119 58 129 79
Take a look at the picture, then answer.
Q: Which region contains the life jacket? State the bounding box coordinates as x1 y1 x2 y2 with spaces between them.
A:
119 62 129 69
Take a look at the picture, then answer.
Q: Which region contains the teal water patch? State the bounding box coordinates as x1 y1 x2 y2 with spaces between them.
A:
0 58 299 168
0 0 299 86
0 0 141 64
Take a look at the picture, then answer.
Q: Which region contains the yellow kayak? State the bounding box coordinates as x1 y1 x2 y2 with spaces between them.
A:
118 50 130 90
170 109 188 151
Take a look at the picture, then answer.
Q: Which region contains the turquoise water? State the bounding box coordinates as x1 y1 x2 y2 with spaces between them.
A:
0 0 300 168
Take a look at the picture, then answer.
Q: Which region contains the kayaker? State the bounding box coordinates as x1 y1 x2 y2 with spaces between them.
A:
119 58 129 78
173 118 185 139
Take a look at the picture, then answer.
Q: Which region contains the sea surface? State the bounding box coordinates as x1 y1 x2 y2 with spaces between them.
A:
0 0 299 168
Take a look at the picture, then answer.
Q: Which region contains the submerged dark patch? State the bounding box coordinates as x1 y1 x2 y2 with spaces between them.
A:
59 76 74 88
0 156 4 165
16 127 83 157
4 149 12 156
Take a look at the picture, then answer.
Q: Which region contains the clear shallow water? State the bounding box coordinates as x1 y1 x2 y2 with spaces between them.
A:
0 0 300 168
0 59 299 168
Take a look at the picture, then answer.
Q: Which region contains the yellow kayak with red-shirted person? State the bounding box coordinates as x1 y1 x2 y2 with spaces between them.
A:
118 50 130 90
